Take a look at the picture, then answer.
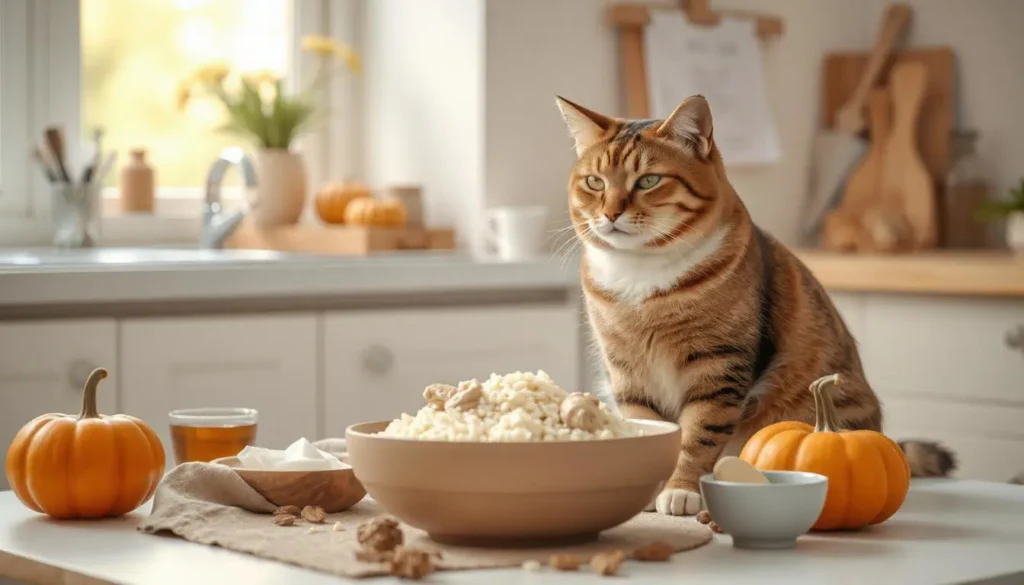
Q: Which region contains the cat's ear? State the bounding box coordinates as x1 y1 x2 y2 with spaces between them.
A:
655 95 713 159
555 96 614 157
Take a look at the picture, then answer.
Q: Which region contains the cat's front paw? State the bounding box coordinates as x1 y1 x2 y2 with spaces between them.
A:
654 488 702 516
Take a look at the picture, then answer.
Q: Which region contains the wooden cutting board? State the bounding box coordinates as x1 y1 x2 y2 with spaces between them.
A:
821 47 955 184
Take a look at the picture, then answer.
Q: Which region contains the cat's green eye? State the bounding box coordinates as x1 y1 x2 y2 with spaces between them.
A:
636 175 661 190
585 175 605 191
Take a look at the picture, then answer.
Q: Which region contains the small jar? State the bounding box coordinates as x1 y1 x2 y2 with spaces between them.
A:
942 130 990 248
119 148 155 213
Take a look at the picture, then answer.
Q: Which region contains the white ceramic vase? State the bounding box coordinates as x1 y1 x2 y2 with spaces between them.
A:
252 149 307 227
1007 211 1024 253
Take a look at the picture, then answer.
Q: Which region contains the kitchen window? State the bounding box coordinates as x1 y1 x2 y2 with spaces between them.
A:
0 0 358 244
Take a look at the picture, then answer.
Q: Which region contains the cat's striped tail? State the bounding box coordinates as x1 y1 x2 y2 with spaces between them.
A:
897 440 958 478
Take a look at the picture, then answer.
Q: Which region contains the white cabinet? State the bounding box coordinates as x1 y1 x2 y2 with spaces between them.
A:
0 320 118 489
120 314 319 457
843 293 1024 482
323 306 581 435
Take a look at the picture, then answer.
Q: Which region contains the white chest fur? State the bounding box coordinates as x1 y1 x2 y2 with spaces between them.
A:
584 225 729 305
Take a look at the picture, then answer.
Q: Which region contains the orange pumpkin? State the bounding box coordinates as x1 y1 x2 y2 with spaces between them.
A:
739 374 910 531
5 368 165 519
344 197 407 227
315 180 371 224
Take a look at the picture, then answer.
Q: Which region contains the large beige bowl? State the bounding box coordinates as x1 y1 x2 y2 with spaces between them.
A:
345 419 681 546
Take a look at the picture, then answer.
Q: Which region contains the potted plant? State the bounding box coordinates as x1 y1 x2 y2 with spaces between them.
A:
976 178 1024 252
177 36 361 227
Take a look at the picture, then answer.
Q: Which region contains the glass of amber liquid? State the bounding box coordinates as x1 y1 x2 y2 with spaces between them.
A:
168 407 258 465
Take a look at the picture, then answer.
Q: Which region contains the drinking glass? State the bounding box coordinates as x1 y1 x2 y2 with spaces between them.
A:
168 407 258 465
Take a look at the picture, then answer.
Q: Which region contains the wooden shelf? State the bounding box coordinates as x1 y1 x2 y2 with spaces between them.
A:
796 250 1024 298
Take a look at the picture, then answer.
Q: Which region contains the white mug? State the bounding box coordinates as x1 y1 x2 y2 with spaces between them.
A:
483 205 548 261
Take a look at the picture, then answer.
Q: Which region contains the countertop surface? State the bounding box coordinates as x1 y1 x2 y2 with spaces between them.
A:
0 250 580 311
796 250 1024 298
1 479 1023 585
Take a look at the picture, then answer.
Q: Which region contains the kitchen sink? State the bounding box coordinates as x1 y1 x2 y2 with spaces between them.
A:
0 247 301 267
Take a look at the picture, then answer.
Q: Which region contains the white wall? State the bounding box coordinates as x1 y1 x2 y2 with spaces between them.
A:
362 0 1024 250
361 0 486 253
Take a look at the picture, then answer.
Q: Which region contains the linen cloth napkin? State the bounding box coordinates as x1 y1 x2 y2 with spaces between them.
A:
139 442 713 578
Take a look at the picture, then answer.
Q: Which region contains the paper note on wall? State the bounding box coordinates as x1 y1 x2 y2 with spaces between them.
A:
644 12 781 166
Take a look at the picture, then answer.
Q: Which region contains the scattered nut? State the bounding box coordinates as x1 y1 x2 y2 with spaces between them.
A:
272 514 297 527
696 510 712 525
388 546 435 580
632 540 674 562
274 505 301 517
548 554 584 571
308 526 320 534
357 516 404 552
590 550 626 576
709 520 722 533
356 549 394 563
332 522 345 532
559 392 602 431
521 560 543 572
445 381 483 411
424 383 458 409
301 505 327 524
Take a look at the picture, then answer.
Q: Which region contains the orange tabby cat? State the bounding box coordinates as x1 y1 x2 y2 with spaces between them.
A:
556 94 955 515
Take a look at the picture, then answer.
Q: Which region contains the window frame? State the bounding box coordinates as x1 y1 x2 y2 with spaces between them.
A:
0 0 359 246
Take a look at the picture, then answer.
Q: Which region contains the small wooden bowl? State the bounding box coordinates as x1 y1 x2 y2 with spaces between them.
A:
213 456 366 513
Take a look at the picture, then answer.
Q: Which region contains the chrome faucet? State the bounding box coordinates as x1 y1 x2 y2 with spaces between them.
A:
200 147 257 249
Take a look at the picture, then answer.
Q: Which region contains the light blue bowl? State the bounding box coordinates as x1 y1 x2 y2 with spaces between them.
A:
700 470 828 550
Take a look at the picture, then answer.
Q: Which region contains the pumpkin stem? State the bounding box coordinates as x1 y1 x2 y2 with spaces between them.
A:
79 368 108 419
810 373 843 433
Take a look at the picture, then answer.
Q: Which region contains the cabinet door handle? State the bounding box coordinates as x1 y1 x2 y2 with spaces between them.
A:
1006 326 1024 355
363 346 394 375
67 360 99 391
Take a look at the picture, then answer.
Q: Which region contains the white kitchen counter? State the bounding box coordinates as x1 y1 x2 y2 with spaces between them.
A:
1 480 1023 585
0 251 579 316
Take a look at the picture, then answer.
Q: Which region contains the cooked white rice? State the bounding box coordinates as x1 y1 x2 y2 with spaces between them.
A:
381 370 639 442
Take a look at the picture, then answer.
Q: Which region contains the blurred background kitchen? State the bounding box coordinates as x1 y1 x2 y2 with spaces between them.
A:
1 0 1022 488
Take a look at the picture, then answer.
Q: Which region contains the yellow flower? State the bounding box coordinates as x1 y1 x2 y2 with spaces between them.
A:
302 35 343 56
175 79 192 112
302 35 362 74
194 62 231 86
243 69 280 87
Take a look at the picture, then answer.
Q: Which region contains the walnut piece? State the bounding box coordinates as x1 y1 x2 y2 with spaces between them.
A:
709 520 722 534
301 505 327 524
632 540 674 562
521 560 542 572
590 551 626 576
357 516 404 552
559 392 602 432
388 547 436 580
548 554 583 571
423 383 458 409
332 522 345 532
272 514 297 527
274 505 301 517
695 510 712 525
445 381 483 411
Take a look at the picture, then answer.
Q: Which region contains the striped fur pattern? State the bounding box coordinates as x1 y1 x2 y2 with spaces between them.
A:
556 95 956 515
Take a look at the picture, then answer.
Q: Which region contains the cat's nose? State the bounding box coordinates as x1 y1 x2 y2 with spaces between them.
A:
604 211 623 222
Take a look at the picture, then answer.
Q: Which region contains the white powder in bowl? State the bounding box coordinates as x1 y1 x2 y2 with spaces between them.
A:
381 370 639 442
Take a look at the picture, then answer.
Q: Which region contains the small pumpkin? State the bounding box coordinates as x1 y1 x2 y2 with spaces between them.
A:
5 368 165 519
344 197 407 228
315 180 371 224
738 374 910 531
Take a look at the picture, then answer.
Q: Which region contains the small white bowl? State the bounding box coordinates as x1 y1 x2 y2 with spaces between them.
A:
700 470 828 550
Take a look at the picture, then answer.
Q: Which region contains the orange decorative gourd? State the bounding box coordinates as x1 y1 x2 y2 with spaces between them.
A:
5 368 165 519
739 374 910 531
344 197 407 228
315 180 371 224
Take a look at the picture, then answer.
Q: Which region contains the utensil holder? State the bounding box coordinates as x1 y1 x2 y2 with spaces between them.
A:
52 183 101 248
